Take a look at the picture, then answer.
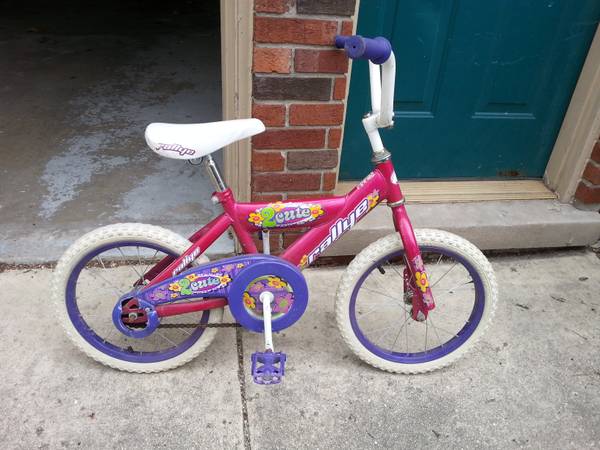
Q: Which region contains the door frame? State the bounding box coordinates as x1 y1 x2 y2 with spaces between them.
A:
545 24 600 202
220 0 254 202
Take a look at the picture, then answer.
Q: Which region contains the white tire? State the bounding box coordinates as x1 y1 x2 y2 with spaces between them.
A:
335 229 498 373
51 223 223 373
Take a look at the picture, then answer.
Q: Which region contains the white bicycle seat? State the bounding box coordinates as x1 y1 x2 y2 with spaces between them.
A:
145 118 265 160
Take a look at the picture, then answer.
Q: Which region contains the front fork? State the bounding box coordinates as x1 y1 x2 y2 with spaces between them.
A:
391 203 435 321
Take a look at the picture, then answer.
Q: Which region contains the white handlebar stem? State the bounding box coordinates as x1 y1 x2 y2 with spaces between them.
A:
378 52 395 127
368 61 381 115
362 51 396 154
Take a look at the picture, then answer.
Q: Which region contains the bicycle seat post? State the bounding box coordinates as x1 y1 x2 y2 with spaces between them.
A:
201 154 227 192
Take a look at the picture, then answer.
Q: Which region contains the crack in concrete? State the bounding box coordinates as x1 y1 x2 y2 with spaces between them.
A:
235 327 252 450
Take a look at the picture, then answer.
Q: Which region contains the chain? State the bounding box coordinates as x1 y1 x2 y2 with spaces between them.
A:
158 323 241 329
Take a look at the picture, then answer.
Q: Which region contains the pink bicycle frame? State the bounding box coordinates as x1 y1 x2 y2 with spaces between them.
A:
144 157 435 321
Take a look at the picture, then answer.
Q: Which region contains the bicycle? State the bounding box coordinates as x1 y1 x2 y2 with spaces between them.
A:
51 35 498 384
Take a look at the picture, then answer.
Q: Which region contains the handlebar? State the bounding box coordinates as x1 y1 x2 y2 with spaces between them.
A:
335 34 396 151
334 35 392 64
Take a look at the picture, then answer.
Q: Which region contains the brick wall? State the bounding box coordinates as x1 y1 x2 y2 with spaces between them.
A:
574 136 600 209
251 0 357 252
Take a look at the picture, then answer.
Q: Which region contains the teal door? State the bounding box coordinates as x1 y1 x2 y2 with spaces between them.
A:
340 0 600 180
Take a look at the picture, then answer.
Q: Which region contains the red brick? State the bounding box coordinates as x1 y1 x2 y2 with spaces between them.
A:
297 0 356 16
333 77 347 100
252 103 285 127
254 17 337 45
592 140 600 164
253 47 291 74
574 180 600 204
253 77 331 101
255 0 293 14
289 104 344 126
328 128 342 148
294 49 348 73
582 160 600 185
252 151 285 172
341 20 354 35
253 129 325 149
287 150 338 170
322 171 337 191
253 173 321 192
251 193 284 202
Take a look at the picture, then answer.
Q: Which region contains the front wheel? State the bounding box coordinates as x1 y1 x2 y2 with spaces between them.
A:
335 229 498 373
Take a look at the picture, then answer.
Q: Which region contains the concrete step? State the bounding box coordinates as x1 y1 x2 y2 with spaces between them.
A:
325 200 600 256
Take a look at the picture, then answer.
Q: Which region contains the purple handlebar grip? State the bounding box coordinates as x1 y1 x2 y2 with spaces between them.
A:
335 35 392 65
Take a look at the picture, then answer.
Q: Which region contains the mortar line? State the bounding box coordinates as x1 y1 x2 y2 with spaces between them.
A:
236 327 252 450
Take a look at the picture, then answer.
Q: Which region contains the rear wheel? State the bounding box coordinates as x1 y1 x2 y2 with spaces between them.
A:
335 229 497 373
51 223 223 372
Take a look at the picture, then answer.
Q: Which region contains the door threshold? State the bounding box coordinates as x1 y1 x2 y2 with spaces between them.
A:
335 179 557 204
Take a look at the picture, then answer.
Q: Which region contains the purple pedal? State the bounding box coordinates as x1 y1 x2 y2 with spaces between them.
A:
251 350 286 385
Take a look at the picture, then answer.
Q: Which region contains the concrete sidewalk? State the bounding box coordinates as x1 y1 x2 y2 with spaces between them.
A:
0 249 599 449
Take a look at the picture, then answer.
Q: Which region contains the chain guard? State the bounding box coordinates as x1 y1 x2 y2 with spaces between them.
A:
227 258 308 332
132 253 308 334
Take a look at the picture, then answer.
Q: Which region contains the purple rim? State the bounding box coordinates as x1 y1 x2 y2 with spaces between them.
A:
349 245 485 364
65 241 209 363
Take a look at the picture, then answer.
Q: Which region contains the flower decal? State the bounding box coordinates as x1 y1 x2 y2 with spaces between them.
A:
211 267 219 274
170 293 178 299
224 264 235 271
267 277 287 289
236 263 245 269
243 292 256 309
219 274 232 285
186 274 199 281
271 202 284 212
367 191 380 209
415 272 429 293
168 282 181 292
150 288 167 301
310 205 324 218
248 212 263 226
273 293 293 314
299 254 308 269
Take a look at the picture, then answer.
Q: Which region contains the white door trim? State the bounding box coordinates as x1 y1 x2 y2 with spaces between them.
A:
545 24 600 202
220 0 254 201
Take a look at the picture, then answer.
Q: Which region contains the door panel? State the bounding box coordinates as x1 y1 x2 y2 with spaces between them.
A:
340 0 600 180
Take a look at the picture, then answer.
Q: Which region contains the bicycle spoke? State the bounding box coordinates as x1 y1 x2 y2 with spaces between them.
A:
430 262 457 288
390 315 412 351
359 286 411 314
363 322 398 335
140 249 160 281
136 246 144 284
357 303 401 318
426 320 460 339
404 297 409 351
428 316 444 348
433 280 474 302
117 247 144 282
90 260 123 297
155 331 177 346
